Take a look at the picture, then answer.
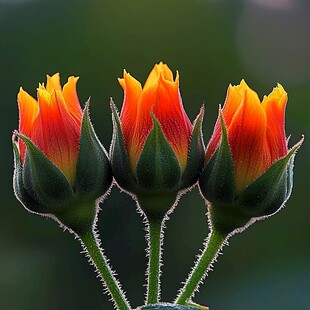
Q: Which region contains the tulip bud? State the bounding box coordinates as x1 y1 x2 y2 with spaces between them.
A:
199 81 303 235
110 63 205 216
110 63 206 304
13 74 112 235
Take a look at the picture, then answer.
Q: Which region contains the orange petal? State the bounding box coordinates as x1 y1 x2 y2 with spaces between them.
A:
130 68 192 170
46 73 62 93
262 84 288 162
62 76 83 125
228 88 270 194
31 88 81 184
152 73 192 169
121 63 192 171
119 71 142 160
206 81 246 162
17 87 39 162
143 62 174 90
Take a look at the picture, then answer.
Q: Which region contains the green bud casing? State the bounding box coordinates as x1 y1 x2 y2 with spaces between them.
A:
199 113 304 235
110 102 205 217
13 103 112 234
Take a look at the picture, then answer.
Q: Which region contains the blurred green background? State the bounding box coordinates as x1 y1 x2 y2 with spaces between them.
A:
1 0 309 309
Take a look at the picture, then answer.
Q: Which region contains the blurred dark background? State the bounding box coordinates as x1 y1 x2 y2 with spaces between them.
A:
0 0 309 309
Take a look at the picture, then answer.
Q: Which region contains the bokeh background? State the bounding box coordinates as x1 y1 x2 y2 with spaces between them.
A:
1 0 309 309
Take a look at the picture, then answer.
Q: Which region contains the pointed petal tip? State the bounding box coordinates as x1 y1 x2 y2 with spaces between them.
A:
122 69 130 78
48 72 60 78
239 79 248 86
175 70 180 84
276 82 285 91
37 83 46 91
17 87 29 99
118 77 125 89
67 76 79 83
263 82 288 108
118 70 135 89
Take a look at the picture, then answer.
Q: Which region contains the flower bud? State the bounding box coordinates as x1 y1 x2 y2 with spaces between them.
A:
13 74 112 235
110 63 205 216
199 81 303 235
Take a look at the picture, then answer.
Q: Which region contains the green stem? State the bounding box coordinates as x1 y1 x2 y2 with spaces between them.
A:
146 218 163 304
175 229 227 305
79 228 131 310
136 193 177 305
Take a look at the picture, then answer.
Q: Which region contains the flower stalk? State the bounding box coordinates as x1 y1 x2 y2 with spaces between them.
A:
137 193 177 305
146 218 163 304
79 227 131 310
175 228 227 305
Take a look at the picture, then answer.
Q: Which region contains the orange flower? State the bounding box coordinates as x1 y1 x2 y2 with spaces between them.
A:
118 62 193 172
206 80 288 194
18 73 82 184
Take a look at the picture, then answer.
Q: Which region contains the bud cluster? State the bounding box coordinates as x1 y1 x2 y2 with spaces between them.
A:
12 65 303 310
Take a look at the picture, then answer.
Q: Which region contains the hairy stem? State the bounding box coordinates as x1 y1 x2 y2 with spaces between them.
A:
175 229 227 305
79 228 131 310
146 218 163 304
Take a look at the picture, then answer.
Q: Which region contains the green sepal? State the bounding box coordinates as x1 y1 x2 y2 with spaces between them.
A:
181 106 205 189
19 133 73 211
110 100 137 192
53 200 97 236
199 112 235 204
136 114 182 193
208 203 251 236
237 138 304 217
136 193 178 221
75 101 112 200
12 135 43 213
